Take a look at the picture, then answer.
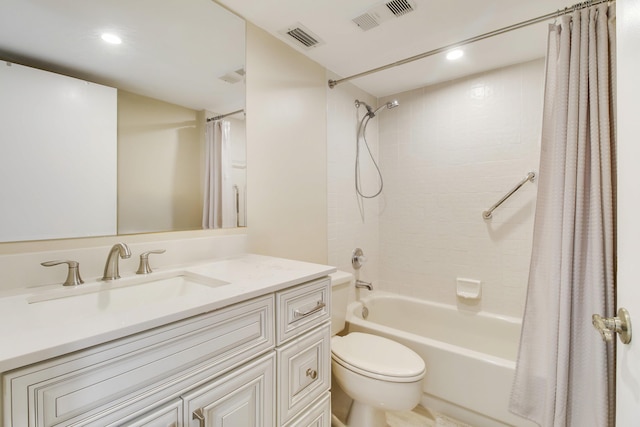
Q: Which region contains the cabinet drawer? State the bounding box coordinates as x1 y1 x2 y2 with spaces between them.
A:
182 353 275 427
276 324 331 425
276 278 330 345
3 295 274 427
283 393 331 427
121 399 182 427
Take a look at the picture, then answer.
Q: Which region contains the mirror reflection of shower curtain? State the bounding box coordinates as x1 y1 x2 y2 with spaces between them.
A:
202 120 236 229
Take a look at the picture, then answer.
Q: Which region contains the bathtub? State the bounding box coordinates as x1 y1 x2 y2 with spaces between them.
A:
345 292 536 427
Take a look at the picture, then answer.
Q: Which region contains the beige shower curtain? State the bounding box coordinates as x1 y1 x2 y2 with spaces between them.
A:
510 4 616 427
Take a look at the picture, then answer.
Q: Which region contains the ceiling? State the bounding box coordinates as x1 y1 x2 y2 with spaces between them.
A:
0 0 578 109
218 0 576 98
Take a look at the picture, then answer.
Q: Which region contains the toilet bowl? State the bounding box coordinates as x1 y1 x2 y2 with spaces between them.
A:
330 272 426 427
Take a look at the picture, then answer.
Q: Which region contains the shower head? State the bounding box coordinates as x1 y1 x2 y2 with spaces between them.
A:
355 99 400 118
370 99 400 117
354 99 374 114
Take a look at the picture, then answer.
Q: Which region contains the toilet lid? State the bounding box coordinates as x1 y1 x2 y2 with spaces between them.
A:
331 333 425 382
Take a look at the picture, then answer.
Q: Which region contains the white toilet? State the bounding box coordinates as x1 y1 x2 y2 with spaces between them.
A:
330 271 426 427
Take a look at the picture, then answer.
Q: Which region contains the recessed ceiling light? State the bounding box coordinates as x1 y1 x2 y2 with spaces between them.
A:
446 49 464 61
101 33 122 45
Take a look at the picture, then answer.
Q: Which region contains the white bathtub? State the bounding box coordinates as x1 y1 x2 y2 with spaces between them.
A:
345 292 536 427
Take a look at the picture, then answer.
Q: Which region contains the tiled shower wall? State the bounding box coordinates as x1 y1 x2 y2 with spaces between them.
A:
326 72 380 287
377 59 544 317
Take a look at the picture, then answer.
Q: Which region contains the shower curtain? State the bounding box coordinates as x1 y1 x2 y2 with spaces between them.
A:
510 4 616 427
202 119 235 229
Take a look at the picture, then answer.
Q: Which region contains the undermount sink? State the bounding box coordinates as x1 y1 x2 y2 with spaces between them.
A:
26 271 231 309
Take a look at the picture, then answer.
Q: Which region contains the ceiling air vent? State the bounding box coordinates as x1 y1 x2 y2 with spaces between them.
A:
352 13 380 31
218 67 245 84
352 0 416 31
386 0 415 16
279 23 325 50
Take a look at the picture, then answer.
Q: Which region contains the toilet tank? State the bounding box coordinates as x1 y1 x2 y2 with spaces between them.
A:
330 271 353 335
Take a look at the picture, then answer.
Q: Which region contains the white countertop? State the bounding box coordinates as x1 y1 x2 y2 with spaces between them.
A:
0 254 335 372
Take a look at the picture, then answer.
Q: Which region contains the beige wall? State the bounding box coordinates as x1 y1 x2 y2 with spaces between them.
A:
245 24 328 264
118 90 203 234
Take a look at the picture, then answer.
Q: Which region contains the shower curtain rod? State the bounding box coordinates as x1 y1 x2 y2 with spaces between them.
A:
327 0 614 89
206 109 245 122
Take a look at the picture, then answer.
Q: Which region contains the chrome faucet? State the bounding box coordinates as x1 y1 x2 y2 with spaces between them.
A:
356 280 373 291
102 243 131 281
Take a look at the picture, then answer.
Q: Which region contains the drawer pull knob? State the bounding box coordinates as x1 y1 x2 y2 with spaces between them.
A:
193 408 205 427
293 301 326 322
306 368 318 380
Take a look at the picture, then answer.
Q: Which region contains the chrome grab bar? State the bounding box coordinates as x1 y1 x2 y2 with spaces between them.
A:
482 171 536 220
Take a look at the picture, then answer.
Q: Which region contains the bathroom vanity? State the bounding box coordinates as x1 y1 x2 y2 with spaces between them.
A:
0 254 334 427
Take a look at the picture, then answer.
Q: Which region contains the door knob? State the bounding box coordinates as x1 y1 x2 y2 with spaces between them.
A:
592 307 632 344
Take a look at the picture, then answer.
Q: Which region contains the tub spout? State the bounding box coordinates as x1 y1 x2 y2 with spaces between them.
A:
356 280 373 291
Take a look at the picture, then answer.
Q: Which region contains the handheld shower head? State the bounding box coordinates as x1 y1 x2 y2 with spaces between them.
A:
354 99 399 201
371 100 400 117
355 99 399 118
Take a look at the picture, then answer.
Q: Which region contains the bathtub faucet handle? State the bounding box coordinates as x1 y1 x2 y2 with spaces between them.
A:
352 248 367 269
356 280 373 291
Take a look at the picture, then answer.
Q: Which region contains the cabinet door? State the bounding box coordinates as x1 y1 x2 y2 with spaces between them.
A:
277 324 330 425
122 399 182 427
182 353 275 427
282 393 330 427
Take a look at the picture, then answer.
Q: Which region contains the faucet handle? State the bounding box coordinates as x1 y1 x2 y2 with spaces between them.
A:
352 248 368 270
136 249 166 274
41 260 84 286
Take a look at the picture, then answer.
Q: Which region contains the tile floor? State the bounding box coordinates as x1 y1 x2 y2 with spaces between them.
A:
331 408 432 427
386 408 434 426
332 406 475 427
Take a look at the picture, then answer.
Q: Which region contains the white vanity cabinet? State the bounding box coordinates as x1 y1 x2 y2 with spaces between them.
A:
275 278 331 427
1 275 332 427
283 393 331 427
182 353 275 427
122 400 183 427
3 295 274 427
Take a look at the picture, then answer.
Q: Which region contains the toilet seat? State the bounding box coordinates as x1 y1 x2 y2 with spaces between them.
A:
331 333 425 383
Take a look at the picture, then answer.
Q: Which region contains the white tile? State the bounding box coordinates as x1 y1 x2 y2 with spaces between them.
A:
327 60 543 318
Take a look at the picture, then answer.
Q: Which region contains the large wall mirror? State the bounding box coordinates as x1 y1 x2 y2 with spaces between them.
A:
0 0 246 243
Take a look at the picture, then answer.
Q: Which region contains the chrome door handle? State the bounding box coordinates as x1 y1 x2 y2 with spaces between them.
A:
293 301 326 321
192 408 205 427
592 308 632 344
